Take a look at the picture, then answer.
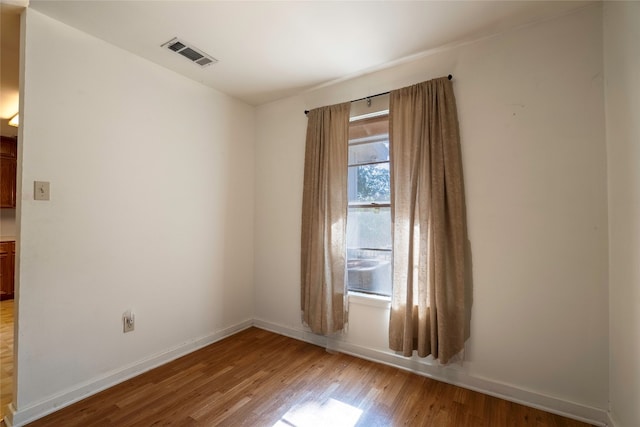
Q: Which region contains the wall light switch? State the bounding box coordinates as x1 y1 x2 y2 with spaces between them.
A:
34 181 50 201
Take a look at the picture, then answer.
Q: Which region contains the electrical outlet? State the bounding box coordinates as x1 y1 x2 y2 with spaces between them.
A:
123 311 135 333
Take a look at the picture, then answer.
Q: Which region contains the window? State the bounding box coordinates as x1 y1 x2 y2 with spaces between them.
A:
346 112 392 297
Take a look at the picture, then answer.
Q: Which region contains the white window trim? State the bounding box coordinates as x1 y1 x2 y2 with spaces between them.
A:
347 291 391 309
349 109 389 122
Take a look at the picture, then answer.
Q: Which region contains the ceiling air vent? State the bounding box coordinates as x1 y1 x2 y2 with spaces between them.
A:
161 37 218 68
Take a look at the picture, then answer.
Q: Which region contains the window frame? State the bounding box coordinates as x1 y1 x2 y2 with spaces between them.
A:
346 110 392 297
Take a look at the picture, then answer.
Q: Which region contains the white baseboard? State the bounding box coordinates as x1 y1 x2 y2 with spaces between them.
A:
606 412 619 427
252 318 609 427
4 319 253 427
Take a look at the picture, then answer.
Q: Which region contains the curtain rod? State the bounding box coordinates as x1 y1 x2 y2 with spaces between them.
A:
304 74 452 115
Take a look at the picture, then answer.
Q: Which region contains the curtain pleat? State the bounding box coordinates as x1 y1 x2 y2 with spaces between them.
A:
301 102 351 335
388 77 467 363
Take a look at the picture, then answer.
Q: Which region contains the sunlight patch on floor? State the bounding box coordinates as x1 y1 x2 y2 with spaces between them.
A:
273 398 363 427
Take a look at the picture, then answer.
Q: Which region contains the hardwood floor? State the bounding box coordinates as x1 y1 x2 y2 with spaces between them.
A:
0 299 13 421
27 327 592 426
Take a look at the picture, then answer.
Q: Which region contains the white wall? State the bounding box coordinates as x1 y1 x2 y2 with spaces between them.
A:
255 4 609 421
14 8 254 421
604 2 640 427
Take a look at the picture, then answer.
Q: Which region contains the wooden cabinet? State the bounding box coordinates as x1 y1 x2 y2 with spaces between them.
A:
0 241 15 300
1 136 17 208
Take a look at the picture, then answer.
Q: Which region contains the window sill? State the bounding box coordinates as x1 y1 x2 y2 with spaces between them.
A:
348 291 391 309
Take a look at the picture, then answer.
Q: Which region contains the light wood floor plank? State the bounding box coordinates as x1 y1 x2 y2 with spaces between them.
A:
0 299 13 421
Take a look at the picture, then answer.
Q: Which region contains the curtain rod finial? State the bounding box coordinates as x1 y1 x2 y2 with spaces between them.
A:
304 110 309 115
448 74 453 80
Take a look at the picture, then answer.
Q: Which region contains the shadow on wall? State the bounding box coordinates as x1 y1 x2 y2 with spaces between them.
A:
465 238 474 342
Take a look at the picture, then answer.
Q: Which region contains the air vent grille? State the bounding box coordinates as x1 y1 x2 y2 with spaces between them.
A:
161 37 218 68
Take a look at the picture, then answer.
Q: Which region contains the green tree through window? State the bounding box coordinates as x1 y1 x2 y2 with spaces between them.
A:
357 164 390 202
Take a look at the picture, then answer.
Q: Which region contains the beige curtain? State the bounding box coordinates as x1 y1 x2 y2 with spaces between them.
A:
301 102 351 335
388 77 467 363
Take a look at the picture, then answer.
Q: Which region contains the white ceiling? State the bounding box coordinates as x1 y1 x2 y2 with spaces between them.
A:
20 1 594 107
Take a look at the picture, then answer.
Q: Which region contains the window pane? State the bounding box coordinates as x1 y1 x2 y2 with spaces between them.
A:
346 207 391 250
348 114 389 141
348 140 389 165
347 249 391 296
348 163 390 203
